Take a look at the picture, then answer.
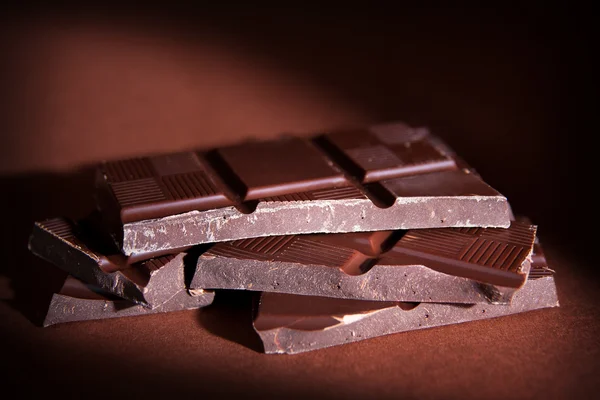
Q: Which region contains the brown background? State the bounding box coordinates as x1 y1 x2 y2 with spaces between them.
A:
1 4 597 399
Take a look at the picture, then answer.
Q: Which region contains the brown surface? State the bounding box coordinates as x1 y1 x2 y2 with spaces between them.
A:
191 222 536 302
0 4 597 399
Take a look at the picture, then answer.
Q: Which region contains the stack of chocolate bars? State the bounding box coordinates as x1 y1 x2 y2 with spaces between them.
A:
28 122 559 354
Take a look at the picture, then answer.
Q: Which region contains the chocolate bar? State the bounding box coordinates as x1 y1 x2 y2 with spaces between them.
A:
95 122 510 257
253 241 558 354
43 276 214 327
28 218 191 308
191 221 536 304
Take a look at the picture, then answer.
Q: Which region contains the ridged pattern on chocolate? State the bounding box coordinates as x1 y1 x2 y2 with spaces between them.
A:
310 186 365 200
478 223 537 247
99 124 503 223
454 224 535 248
161 172 219 200
206 245 273 261
263 192 313 202
459 239 526 272
37 218 75 240
104 158 154 183
529 266 554 279
454 227 481 235
275 238 355 267
400 230 468 257
398 222 535 273
111 178 167 206
460 238 502 263
229 236 296 256
33 218 115 272
528 242 553 279
262 186 365 202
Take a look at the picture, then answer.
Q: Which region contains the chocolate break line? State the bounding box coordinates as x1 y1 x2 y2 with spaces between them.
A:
28 218 189 308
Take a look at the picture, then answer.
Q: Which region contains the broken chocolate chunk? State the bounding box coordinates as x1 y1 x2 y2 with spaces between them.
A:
253 241 558 354
43 276 214 327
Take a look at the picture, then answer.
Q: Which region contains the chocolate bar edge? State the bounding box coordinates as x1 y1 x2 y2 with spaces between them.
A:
43 282 214 327
123 195 510 256
28 221 187 309
254 274 559 355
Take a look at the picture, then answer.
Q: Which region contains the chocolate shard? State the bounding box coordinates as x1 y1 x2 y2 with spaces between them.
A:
191 221 536 304
96 122 510 257
43 276 214 327
382 221 537 288
28 217 188 308
253 243 558 354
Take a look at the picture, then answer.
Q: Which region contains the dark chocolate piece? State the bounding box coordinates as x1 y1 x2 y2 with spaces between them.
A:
191 221 536 304
381 222 536 288
96 122 510 257
43 276 214 327
253 245 558 354
28 218 188 308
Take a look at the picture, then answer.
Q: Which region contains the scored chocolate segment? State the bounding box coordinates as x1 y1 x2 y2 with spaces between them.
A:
191 222 536 303
43 276 214 327
28 217 188 308
205 232 386 276
262 186 366 202
306 230 397 257
380 168 501 198
382 221 537 288
30 218 128 274
101 152 235 223
316 123 456 183
215 137 350 200
99 139 358 224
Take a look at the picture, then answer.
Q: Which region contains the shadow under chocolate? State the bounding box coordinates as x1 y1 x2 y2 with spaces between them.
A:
196 289 264 353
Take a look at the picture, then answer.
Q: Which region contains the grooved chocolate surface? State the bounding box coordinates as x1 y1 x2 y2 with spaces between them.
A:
205 232 383 276
28 217 189 307
96 122 511 255
33 218 127 273
529 240 554 279
101 152 233 223
381 221 537 287
191 221 536 303
316 127 456 183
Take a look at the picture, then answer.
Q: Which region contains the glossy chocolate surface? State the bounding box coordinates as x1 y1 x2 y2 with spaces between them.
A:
191 221 536 303
96 122 510 256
